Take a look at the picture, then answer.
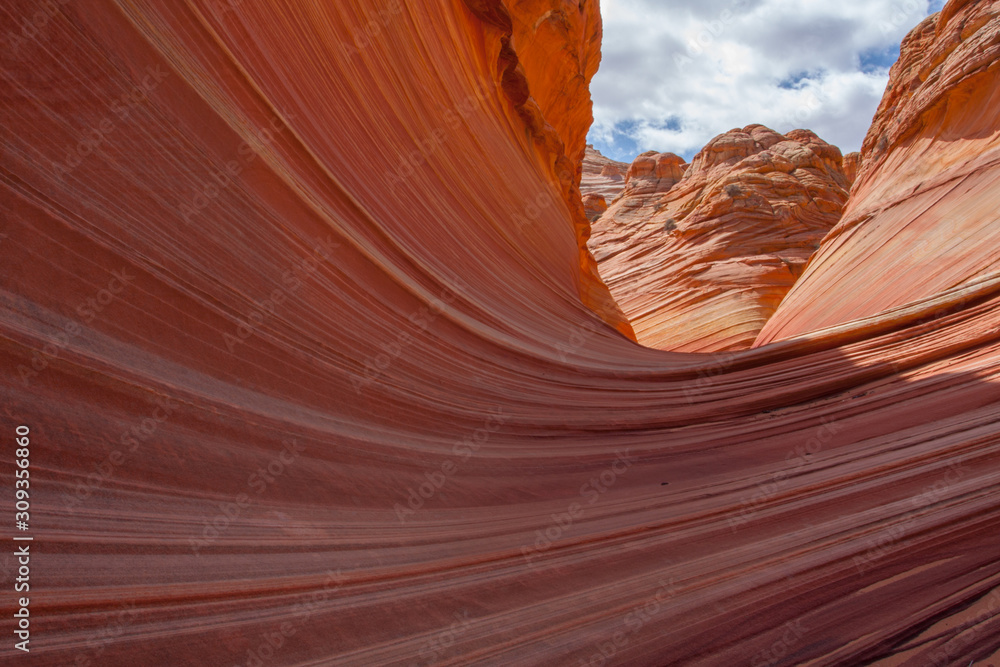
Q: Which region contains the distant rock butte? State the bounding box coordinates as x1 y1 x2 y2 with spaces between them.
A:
590 124 853 352
756 0 1000 343
618 150 689 201
582 192 608 221
580 144 629 202
842 151 861 185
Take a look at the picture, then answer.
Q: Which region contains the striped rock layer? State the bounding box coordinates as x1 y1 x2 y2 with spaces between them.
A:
581 144 629 202
757 0 1000 344
1 1 1000 666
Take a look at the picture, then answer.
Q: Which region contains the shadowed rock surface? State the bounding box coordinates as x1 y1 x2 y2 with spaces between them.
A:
2 1 1000 666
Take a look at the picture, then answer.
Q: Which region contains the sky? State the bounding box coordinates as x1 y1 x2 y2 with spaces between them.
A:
589 0 949 163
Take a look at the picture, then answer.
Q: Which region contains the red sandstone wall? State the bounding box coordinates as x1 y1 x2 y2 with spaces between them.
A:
0 1 999 665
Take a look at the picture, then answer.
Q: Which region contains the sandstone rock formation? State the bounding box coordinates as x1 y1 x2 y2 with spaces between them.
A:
465 0 633 338
756 0 1000 344
591 125 853 352
582 192 609 220
621 149 688 196
581 144 629 200
2 0 1000 665
842 150 862 184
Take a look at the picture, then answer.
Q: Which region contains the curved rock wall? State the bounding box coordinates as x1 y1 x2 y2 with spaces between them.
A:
1 0 1000 665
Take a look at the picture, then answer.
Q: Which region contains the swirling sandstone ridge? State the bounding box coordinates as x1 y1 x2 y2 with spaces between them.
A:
756 0 1000 344
591 126 853 352
1 1 1000 666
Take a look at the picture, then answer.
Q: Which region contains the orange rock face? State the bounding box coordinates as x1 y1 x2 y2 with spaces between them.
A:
581 144 629 200
622 150 688 196
462 0 633 338
582 192 609 220
600 163 621 177
756 0 1000 344
590 125 852 351
505 0 603 186
2 1 1000 665
842 151 862 184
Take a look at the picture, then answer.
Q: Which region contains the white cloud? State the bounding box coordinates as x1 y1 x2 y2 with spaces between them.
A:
589 0 938 162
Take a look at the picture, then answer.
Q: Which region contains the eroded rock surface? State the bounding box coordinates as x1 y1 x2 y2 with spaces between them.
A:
581 144 629 201
757 0 1000 343
1 1 1000 665
591 125 852 352
582 192 609 220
